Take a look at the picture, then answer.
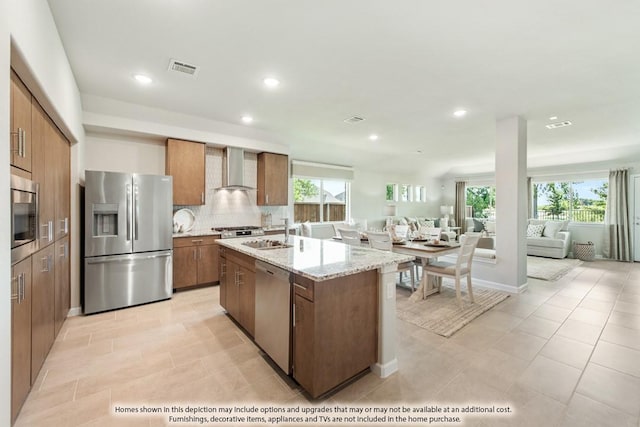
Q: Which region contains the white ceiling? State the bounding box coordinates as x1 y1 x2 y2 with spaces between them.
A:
47 0 640 178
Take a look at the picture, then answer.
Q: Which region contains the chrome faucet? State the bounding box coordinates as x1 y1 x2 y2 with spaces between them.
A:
283 218 290 242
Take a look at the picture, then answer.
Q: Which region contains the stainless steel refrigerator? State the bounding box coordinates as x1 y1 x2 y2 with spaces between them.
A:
84 171 173 314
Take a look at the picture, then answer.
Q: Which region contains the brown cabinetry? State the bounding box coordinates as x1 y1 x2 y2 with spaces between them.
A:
54 237 70 336
173 236 219 289
54 125 70 239
30 245 55 384
292 270 378 398
166 139 206 205
10 71 32 172
11 257 32 424
31 101 55 247
257 152 288 206
218 248 255 337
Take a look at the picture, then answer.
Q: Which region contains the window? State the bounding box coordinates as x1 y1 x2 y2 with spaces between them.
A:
465 186 496 218
414 185 425 202
386 183 397 202
293 178 349 222
400 184 411 202
532 179 607 223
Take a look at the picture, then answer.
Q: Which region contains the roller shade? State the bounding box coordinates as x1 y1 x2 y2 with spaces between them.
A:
291 160 354 181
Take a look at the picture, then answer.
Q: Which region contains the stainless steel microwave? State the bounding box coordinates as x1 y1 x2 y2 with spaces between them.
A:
11 175 39 265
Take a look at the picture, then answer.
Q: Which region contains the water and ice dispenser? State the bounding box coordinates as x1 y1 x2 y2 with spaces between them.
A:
92 204 119 236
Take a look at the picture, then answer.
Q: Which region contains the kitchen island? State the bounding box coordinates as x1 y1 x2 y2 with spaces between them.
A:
217 234 413 398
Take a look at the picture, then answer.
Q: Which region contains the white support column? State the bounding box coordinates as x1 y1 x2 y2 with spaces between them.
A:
371 263 399 377
494 116 528 291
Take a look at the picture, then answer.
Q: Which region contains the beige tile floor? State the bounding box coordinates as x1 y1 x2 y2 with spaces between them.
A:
15 260 640 427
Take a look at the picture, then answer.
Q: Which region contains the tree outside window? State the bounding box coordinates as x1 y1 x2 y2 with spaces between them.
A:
533 179 606 223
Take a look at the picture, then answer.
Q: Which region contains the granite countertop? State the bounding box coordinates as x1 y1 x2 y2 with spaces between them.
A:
218 234 414 281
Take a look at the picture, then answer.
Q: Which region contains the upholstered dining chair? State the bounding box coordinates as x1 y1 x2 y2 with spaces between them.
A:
367 231 418 291
338 228 362 246
422 234 480 308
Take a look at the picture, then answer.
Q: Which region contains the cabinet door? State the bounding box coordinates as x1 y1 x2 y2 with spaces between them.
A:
173 246 198 289
225 261 240 320
165 139 205 206
238 267 255 337
11 256 32 424
31 245 55 384
54 127 70 239
197 243 219 284
293 294 314 395
32 101 55 247
10 71 32 172
54 237 70 336
257 153 288 206
219 250 227 309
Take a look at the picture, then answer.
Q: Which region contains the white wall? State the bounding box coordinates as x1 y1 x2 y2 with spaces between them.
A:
85 132 166 175
1 0 11 422
351 169 441 230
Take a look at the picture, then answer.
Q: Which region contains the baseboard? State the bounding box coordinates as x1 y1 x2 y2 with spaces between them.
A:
370 358 398 378
471 278 528 294
67 306 82 317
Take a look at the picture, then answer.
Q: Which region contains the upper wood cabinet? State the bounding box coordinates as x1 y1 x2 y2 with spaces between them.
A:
165 139 205 206
10 71 32 172
257 152 288 206
31 101 55 247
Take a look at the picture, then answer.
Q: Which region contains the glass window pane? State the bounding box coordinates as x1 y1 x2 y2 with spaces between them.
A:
400 184 410 202
323 180 347 222
386 184 396 202
293 178 321 223
465 186 496 218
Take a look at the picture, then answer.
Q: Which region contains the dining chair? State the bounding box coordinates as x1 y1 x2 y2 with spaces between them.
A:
338 228 362 246
367 231 417 291
422 234 480 308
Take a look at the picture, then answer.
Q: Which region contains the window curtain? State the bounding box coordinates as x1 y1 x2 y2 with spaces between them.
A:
603 169 631 261
455 181 466 231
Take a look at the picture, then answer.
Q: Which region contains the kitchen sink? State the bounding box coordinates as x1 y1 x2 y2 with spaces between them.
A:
242 239 293 250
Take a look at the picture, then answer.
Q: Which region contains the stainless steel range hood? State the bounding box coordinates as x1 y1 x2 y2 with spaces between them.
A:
218 147 254 190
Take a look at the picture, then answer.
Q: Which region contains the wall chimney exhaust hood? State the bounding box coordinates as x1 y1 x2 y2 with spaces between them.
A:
218 147 254 190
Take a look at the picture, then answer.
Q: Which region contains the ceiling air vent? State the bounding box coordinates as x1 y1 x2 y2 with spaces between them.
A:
343 116 365 123
545 120 572 129
168 59 199 77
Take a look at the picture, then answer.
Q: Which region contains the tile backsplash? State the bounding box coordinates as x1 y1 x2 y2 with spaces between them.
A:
174 147 289 232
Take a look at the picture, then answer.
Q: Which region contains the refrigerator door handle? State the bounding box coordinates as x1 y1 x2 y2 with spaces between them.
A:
126 184 132 241
86 252 172 264
134 184 139 240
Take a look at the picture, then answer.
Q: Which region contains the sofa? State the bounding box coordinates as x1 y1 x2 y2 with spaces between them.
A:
462 218 571 259
526 219 570 259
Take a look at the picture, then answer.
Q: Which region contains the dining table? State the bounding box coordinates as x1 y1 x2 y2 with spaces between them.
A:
390 241 460 299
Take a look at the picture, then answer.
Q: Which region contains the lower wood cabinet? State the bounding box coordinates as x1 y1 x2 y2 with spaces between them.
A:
218 247 255 337
54 237 70 336
11 257 32 424
30 245 55 384
292 269 378 398
173 236 219 289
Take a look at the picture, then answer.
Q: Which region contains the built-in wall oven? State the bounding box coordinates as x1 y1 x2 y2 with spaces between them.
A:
11 175 39 265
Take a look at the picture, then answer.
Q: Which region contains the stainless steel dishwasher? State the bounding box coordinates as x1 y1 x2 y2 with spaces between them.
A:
255 260 292 373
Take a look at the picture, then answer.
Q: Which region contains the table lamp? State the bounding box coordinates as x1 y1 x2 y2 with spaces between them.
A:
440 205 453 230
384 205 397 228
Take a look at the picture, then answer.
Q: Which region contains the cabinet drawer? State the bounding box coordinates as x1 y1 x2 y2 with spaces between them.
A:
293 274 314 301
173 236 218 247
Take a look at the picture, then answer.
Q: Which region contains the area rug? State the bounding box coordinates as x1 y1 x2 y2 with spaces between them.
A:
396 284 510 337
527 256 582 281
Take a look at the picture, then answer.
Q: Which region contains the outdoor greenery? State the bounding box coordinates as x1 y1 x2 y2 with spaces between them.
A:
386 184 395 201
293 178 319 202
466 186 496 218
534 181 607 223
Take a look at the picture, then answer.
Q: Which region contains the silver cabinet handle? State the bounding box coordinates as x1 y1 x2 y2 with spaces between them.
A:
266 194 269 204
41 256 49 272
10 131 19 155
18 129 24 157
41 222 50 241
49 221 54 241
59 242 68 258
198 247 202 260
86 253 171 264
60 217 68 235
191 239 203 243
19 273 25 303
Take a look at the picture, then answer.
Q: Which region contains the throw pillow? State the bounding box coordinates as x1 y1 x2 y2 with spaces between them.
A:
473 218 485 232
301 221 312 237
418 219 435 228
527 224 544 237
543 221 563 238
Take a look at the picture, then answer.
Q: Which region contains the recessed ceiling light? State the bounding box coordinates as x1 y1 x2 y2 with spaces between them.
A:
133 74 152 84
549 116 558 120
453 110 467 118
369 134 379 141
241 115 253 124
263 77 280 88
417 150 423 154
